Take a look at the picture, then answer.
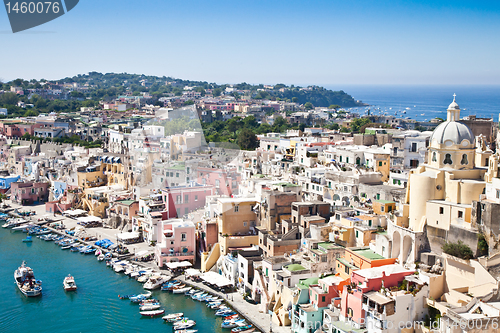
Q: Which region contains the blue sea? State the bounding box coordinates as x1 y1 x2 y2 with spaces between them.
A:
325 85 500 122
0 227 225 333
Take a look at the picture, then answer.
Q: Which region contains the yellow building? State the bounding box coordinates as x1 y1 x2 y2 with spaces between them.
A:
217 197 258 255
393 96 492 264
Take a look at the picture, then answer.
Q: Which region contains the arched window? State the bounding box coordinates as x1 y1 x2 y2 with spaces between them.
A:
461 154 468 165
444 154 453 165
432 152 437 162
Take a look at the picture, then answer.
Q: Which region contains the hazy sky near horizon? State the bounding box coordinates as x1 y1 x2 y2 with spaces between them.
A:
1 0 500 85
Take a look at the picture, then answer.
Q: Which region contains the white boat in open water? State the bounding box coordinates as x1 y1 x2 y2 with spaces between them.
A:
14 261 42 297
63 274 77 291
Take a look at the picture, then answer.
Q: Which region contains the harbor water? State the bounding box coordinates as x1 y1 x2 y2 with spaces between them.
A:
0 227 225 333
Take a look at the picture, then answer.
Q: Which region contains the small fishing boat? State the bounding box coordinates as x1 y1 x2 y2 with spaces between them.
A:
173 286 191 294
162 312 184 322
174 330 198 333
139 303 161 311
22 236 33 242
140 309 165 317
173 319 196 329
231 325 255 333
129 291 152 302
224 314 239 320
222 318 245 329
216 309 236 317
63 275 77 291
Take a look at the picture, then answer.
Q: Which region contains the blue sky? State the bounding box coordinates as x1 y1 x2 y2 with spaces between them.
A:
1 0 500 85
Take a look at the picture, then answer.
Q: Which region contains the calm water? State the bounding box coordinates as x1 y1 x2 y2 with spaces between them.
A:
0 227 224 333
326 84 500 122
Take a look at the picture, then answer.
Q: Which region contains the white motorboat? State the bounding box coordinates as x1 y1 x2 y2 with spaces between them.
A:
139 303 161 311
113 261 129 273
144 275 170 290
63 274 77 291
14 261 42 297
12 223 36 231
97 254 105 261
173 286 192 294
136 270 155 283
174 319 196 329
140 309 165 317
3 218 28 228
162 312 184 322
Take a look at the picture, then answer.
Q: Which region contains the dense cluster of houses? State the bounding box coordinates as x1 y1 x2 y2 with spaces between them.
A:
3 91 500 332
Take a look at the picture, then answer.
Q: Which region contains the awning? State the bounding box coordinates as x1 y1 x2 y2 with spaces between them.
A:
166 261 192 269
200 271 232 287
185 268 201 277
77 216 102 223
134 250 151 258
366 291 393 305
64 209 87 216
117 232 140 240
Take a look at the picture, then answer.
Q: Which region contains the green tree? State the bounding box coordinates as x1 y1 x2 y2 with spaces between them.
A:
213 88 223 97
329 104 341 109
292 97 298 103
0 92 19 106
442 240 474 260
304 102 313 110
237 128 259 150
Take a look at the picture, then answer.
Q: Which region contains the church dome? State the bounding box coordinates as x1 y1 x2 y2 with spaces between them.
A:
448 100 460 110
430 121 474 145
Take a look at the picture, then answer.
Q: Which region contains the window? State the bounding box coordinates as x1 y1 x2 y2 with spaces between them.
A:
176 172 179 178
378 161 383 167
195 195 198 201
356 231 359 238
184 194 189 203
176 195 181 204
243 221 247 227
381 206 385 212
461 154 468 165
181 233 187 241
382 246 385 255
411 142 417 152
345 265 349 274
368 220 372 227
346 157 349 163
322 296 325 302
458 211 463 218
444 153 453 165
234 205 239 212
439 207 444 214
184 207 188 214
496 190 500 199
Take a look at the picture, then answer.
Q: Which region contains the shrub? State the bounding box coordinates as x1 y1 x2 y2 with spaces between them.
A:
442 240 473 260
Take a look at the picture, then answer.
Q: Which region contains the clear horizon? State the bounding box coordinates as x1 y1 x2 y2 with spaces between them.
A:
1 0 500 85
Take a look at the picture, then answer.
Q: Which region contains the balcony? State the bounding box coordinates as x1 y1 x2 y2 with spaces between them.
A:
161 251 194 257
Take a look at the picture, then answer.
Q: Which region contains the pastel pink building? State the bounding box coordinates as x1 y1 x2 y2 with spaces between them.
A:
340 264 414 326
162 183 215 218
155 219 196 267
197 167 240 196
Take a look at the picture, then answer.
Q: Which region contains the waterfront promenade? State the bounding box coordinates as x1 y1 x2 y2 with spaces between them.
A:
180 274 290 333
2 199 292 333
